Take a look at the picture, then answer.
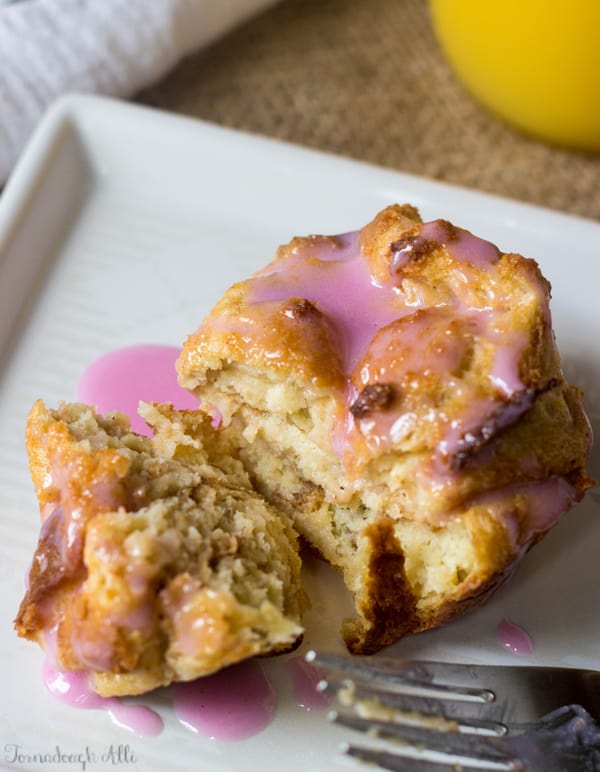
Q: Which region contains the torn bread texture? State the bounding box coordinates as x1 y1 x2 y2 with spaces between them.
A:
177 204 593 653
16 204 593 691
16 400 303 697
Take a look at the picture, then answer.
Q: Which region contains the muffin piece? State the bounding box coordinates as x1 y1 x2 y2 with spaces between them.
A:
15 400 303 697
177 204 593 653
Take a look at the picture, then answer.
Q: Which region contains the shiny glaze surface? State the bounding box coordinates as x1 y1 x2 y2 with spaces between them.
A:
208 218 550 478
76 345 198 435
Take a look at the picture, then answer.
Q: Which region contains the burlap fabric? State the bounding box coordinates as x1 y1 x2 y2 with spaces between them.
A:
139 0 600 222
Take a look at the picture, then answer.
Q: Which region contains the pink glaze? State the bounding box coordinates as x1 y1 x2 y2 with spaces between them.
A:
35 346 286 744
107 701 164 737
248 232 400 374
497 619 535 656
172 660 277 740
240 221 543 466
76 345 198 435
353 310 489 454
42 627 279 742
420 220 500 269
43 660 105 709
435 396 499 462
42 658 163 736
520 477 579 533
38 235 554 744
473 477 578 552
489 341 528 396
434 386 543 473
357 310 477 387
283 657 329 711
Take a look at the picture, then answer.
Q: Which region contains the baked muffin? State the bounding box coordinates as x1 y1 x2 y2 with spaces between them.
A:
177 204 593 654
15 400 303 697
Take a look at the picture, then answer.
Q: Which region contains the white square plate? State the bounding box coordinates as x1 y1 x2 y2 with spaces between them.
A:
1 95 599 772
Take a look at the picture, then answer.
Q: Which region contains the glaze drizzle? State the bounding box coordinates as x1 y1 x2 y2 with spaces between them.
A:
34 345 312 743
241 219 549 470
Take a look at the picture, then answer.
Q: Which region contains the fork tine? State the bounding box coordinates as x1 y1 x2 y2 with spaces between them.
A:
346 682 508 736
342 743 512 772
306 650 495 703
307 650 470 681
310 652 600 771
318 676 508 735
330 710 516 765
306 649 433 683
317 676 454 717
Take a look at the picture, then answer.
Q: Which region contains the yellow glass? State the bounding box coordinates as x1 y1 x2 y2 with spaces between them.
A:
429 0 600 151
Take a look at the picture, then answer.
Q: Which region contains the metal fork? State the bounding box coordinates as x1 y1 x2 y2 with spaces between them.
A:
306 650 600 771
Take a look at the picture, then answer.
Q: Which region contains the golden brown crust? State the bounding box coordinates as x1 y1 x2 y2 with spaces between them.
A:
179 286 345 396
25 398 132 521
17 204 593 682
342 518 418 654
18 400 133 638
16 401 304 696
177 203 593 655
359 203 423 283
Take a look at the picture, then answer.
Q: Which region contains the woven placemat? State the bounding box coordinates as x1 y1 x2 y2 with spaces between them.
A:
139 0 600 221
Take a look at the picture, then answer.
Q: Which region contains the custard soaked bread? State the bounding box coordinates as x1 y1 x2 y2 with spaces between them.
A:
15 205 593 692
178 204 592 654
16 401 303 696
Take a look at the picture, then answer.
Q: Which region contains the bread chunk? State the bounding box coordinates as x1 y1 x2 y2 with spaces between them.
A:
178 204 592 653
15 400 303 696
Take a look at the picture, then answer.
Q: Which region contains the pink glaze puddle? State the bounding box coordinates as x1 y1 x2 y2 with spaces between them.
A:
497 619 535 656
172 661 277 741
76 344 198 435
37 347 277 743
108 701 164 737
283 657 329 711
42 659 163 737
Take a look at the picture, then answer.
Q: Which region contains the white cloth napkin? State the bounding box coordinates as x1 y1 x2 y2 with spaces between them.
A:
0 0 279 184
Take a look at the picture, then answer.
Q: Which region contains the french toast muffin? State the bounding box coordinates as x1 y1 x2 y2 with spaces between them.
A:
15 400 303 697
177 204 592 654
